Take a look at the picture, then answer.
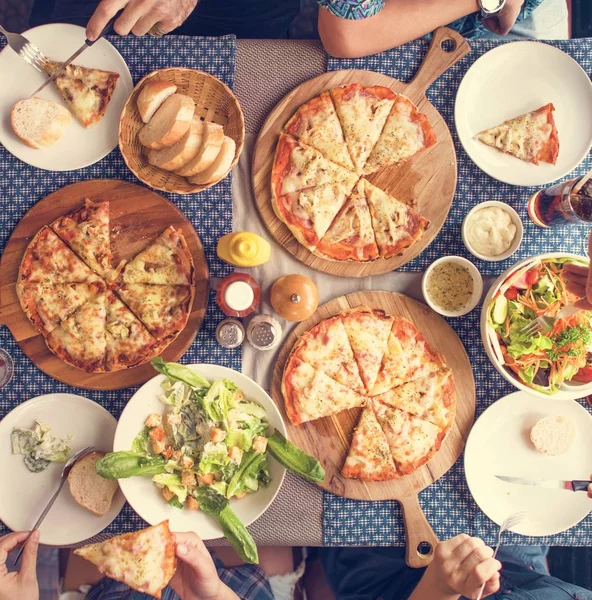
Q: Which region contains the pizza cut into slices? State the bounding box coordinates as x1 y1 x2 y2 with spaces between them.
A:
122 226 194 286
362 179 429 259
272 181 356 252
315 180 379 262
43 60 120 128
75 521 176 599
341 406 399 481
363 94 437 175
291 315 365 393
373 368 456 431
271 133 359 198
281 356 366 425
476 103 559 165
330 84 397 173
284 90 355 170
340 306 393 394
50 199 111 278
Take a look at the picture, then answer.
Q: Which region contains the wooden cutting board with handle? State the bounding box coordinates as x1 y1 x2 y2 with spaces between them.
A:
253 27 471 278
271 291 476 567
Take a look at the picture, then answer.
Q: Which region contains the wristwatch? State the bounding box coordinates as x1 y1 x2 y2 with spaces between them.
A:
478 0 506 18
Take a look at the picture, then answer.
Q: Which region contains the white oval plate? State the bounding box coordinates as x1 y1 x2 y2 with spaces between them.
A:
114 364 287 541
455 42 592 187
0 23 133 171
0 393 125 546
465 391 592 537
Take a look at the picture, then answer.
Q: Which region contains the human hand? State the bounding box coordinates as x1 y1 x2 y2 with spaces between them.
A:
86 0 198 40
0 531 40 600
482 0 525 36
588 473 592 499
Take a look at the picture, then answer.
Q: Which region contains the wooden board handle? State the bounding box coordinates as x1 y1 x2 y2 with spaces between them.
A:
407 27 471 100
399 494 439 569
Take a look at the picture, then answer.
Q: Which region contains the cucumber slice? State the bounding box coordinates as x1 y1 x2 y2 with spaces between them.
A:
492 295 508 325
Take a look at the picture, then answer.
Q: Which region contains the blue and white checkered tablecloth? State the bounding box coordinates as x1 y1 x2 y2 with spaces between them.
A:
0 35 240 538
324 39 592 547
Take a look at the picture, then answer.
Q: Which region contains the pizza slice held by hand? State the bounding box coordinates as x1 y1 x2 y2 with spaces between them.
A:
75 521 176 599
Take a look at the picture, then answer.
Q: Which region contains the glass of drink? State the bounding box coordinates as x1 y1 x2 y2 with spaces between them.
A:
528 176 592 228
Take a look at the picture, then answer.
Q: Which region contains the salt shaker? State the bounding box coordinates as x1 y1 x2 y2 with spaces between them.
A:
246 314 282 351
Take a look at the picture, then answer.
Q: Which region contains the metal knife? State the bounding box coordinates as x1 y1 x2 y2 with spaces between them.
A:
496 475 591 492
30 10 123 97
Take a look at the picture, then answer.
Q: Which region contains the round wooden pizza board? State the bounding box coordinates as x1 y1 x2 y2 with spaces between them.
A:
253 27 471 278
0 179 209 391
271 291 476 568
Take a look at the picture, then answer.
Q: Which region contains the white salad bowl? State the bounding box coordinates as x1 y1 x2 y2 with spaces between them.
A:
481 253 592 400
113 364 287 540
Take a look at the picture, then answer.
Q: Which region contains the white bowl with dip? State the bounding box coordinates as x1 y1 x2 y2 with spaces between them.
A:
422 256 483 318
462 201 523 262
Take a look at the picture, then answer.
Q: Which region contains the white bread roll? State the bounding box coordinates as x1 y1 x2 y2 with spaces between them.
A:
530 415 576 456
137 80 177 123
11 98 72 149
148 119 204 171
175 121 224 176
189 136 236 185
68 451 119 516
138 94 195 150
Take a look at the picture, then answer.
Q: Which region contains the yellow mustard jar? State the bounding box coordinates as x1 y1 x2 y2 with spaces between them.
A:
217 232 271 267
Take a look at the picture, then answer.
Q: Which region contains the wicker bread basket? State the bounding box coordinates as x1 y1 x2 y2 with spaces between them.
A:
119 67 245 194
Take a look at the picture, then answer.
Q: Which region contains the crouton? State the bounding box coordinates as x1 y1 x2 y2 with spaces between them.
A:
145 413 162 428
252 436 268 454
161 487 175 502
209 427 226 443
234 491 248 500
181 470 197 489
149 427 165 442
228 446 243 463
172 450 182 462
179 455 194 469
162 446 174 460
152 440 165 454
186 496 200 511
198 472 214 485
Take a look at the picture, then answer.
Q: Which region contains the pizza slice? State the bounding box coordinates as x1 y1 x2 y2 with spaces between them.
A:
363 94 437 175
43 60 119 128
362 179 429 259
476 103 559 165
75 521 176 599
272 181 356 252
373 368 456 431
122 227 194 286
281 356 366 425
291 315 365 393
271 133 358 198
371 399 446 475
330 84 397 173
50 199 111 278
339 307 393 394
315 180 379 262
284 90 355 170
341 406 399 481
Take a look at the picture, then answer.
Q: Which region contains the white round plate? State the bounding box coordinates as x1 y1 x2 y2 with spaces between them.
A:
465 391 592 537
114 364 287 541
0 393 125 546
0 23 133 171
455 42 592 187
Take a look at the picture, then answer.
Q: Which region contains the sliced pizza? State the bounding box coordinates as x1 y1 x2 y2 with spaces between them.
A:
271 133 358 198
362 179 429 259
43 60 119 128
371 399 446 475
284 90 355 170
272 181 356 252
75 521 176 599
315 180 379 262
363 95 437 175
330 84 397 173
122 227 194 286
476 103 559 165
50 199 111 278
340 306 393 394
281 356 366 425
291 315 365 393
341 406 398 481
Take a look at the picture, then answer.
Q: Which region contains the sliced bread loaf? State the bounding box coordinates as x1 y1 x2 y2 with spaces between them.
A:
68 451 119 516
138 93 195 150
175 121 224 176
189 136 236 185
11 98 72 149
530 415 576 456
137 80 178 123
148 119 204 171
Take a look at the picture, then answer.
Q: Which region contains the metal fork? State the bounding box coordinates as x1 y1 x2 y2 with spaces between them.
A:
475 511 528 600
0 25 48 73
520 305 579 337
12 445 95 566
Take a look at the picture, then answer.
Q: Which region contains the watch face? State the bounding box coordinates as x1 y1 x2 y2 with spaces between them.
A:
481 0 505 13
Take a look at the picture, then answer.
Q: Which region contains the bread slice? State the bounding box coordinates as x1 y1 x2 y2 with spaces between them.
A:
148 119 204 171
137 80 177 124
138 94 195 150
175 121 224 176
68 451 119 516
11 98 72 149
189 136 236 185
530 415 576 456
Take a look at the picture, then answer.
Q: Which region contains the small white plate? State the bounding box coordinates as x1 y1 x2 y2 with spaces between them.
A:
114 364 287 541
0 23 133 171
455 42 592 187
0 393 125 546
465 391 592 537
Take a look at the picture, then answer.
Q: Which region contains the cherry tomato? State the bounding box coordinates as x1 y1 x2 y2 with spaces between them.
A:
505 287 519 300
525 266 542 286
573 366 592 383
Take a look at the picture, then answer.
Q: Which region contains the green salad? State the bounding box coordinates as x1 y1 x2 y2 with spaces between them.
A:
11 421 71 473
97 358 324 564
